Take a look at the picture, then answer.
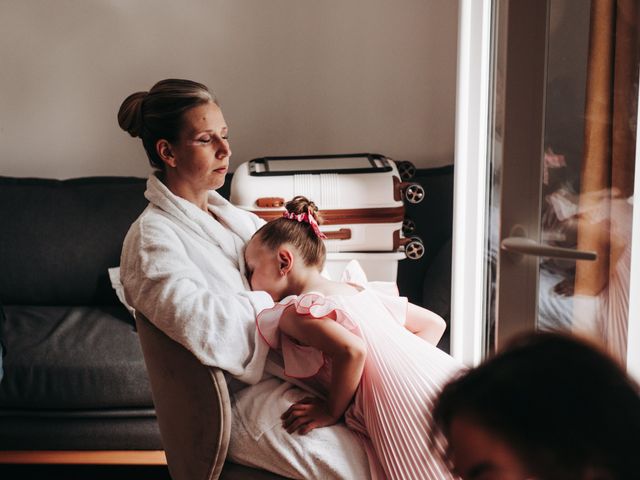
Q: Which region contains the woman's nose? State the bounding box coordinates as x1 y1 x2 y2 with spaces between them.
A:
216 141 231 159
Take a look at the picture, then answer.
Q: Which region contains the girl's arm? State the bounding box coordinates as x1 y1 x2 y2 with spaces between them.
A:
278 305 366 434
405 302 447 345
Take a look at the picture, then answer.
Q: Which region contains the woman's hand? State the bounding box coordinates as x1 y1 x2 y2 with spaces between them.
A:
281 397 340 435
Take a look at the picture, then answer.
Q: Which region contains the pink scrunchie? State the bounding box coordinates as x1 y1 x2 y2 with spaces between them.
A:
282 211 327 239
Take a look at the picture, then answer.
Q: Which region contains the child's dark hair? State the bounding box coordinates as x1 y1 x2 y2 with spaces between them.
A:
431 331 640 480
254 196 326 269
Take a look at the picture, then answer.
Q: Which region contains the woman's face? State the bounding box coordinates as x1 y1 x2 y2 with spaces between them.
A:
447 416 532 480
167 101 231 192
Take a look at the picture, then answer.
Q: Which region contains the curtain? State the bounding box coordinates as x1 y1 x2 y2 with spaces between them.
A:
574 0 639 362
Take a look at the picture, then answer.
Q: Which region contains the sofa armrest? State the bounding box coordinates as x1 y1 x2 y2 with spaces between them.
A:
135 313 231 480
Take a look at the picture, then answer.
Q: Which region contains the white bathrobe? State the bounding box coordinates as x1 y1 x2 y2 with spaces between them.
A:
120 174 370 479
121 174 272 383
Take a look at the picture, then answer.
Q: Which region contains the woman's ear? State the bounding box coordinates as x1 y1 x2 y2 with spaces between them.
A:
278 248 294 275
156 139 176 168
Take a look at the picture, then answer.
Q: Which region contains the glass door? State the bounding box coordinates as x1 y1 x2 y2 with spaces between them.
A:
486 0 639 366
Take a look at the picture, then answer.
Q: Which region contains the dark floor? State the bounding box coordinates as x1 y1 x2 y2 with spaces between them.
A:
0 465 172 480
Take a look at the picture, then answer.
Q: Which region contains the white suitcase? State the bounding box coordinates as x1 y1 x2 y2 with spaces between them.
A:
230 154 425 259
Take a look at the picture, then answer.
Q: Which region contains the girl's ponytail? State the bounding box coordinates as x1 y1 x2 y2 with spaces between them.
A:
253 196 327 269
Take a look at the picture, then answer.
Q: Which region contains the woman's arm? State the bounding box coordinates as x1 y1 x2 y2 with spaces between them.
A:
405 302 447 345
121 218 274 384
278 305 366 434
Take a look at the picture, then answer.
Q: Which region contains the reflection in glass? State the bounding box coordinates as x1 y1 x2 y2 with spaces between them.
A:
538 0 638 363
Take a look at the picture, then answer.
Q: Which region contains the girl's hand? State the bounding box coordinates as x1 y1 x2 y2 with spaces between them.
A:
281 397 339 435
405 303 447 345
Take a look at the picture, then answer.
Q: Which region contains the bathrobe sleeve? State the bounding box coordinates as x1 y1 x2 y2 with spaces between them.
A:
121 213 273 385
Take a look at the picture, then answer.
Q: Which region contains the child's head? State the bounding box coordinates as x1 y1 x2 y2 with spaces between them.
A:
431 332 640 480
245 196 326 299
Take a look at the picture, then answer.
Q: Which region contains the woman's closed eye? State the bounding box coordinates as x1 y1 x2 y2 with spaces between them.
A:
195 134 229 146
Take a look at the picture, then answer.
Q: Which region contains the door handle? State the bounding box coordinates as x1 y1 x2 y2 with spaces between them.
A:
500 237 597 261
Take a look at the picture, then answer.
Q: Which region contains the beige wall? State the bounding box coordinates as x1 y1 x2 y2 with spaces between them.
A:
0 0 458 179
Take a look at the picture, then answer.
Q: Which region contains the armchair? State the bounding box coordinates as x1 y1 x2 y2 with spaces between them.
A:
134 313 287 480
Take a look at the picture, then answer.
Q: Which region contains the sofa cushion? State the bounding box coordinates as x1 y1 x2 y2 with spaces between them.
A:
0 176 147 305
0 305 153 409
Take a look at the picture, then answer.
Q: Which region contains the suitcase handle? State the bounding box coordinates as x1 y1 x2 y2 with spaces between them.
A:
248 154 392 176
323 228 352 241
256 197 286 208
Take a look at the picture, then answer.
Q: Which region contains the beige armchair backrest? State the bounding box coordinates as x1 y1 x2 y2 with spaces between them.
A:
135 312 230 480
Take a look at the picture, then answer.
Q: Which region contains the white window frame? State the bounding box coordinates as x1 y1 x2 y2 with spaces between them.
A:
450 0 493 366
627 69 640 380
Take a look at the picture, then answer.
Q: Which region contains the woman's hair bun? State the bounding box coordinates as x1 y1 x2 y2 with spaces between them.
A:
285 195 322 224
117 91 148 138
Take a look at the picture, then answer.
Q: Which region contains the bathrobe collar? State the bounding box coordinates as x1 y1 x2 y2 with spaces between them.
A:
145 173 255 268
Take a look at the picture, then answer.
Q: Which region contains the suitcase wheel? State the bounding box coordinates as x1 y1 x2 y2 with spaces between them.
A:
404 184 425 204
396 160 417 180
402 217 417 235
405 238 425 260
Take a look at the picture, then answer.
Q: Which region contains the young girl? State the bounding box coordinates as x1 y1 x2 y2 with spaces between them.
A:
244 196 461 480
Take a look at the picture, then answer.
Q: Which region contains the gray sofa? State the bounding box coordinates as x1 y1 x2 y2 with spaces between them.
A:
0 176 283 478
0 176 157 455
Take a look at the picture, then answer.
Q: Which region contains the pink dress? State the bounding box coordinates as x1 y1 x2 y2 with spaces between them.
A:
256 264 461 480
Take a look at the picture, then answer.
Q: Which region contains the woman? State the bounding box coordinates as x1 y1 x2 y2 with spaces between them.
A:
117 79 370 479
431 332 640 480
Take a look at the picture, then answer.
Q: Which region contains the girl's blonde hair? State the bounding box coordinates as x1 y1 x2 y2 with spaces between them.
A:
117 78 216 170
254 196 326 269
